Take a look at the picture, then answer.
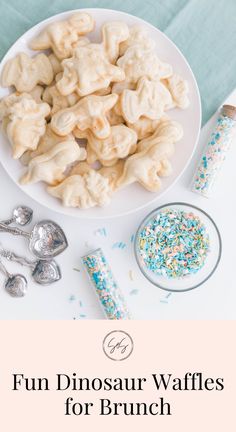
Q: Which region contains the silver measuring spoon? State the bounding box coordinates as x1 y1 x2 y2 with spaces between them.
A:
0 260 27 297
1 206 33 226
1 248 61 285
0 220 68 259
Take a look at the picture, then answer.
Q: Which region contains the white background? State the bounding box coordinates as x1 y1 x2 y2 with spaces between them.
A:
0 91 235 320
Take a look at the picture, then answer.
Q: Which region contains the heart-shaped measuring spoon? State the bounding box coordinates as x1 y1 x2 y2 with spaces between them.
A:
0 248 61 285
0 260 27 297
0 220 68 259
1 206 33 226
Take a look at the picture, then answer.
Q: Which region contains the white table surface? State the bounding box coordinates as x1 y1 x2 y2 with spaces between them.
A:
0 90 235 320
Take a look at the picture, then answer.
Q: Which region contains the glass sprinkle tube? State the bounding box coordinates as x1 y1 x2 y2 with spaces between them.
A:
192 105 236 198
82 248 130 320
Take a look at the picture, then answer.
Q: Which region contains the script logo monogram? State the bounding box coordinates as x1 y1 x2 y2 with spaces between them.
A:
103 330 134 361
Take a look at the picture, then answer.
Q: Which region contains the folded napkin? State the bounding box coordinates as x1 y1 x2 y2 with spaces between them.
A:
0 0 235 125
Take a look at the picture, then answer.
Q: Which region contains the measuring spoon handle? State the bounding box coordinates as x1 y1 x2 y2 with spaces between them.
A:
0 260 10 278
0 250 34 269
0 223 30 238
0 218 14 226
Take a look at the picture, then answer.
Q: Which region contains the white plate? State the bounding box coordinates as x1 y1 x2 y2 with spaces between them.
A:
0 8 201 219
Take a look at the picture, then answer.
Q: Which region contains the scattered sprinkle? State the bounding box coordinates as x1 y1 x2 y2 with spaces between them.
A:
138 208 210 279
112 242 127 249
79 313 87 318
129 289 139 296
73 267 80 272
166 292 172 299
131 234 135 243
94 227 107 237
129 269 134 281
69 295 76 302
79 300 83 308
160 299 168 304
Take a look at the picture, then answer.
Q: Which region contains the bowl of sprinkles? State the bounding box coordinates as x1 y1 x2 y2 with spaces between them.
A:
135 203 222 292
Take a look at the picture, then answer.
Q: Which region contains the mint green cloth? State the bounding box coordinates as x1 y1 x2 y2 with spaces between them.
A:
0 0 235 125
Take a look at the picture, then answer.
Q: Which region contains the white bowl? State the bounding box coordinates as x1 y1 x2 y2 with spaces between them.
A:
0 8 201 219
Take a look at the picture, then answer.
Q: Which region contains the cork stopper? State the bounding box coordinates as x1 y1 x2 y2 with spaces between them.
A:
222 105 236 120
